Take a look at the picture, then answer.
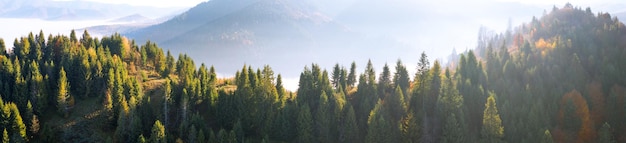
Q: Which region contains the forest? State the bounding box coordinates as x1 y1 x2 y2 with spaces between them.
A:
0 4 625 143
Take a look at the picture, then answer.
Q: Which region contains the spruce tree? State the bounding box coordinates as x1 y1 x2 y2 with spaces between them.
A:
338 103 358 143
598 123 615 143
481 92 504 143
150 120 166 143
347 62 357 88
296 104 313 143
57 67 71 117
541 129 554 143
2 129 7 143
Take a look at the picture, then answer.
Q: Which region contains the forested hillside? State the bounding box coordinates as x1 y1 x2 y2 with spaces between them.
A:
0 4 625 143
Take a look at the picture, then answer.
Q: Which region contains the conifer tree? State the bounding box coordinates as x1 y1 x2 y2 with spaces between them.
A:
393 59 410 97
2 129 7 143
315 91 330 143
209 129 217 143
366 100 392 143
8 103 27 141
347 62 357 88
598 123 615 143
137 134 146 143
0 38 5 56
481 92 504 143
150 120 166 143
388 85 407 122
541 129 554 143
297 104 313 143
57 67 71 117
338 103 358 143
198 129 206 143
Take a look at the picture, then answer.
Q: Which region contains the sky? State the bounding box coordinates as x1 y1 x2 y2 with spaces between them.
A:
76 0 207 7
66 0 626 11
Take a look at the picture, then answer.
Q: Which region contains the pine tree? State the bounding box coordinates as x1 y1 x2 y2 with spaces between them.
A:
314 91 330 143
8 103 26 141
188 125 197 143
393 59 410 98
150 120 166 143
30 114 39 138
400 112 419 143
378 63 392 99
217 129 227 143
339 103 359 143
366 100 392 143
137 134 146 143
198 129 206 143
598 122 615 143
233 120 244 143
347 62 357 88
0 38 5 56
331 64 342 88
387 86 407 123
228 130 237 143
2 129 7 143
541 129 554 143
209 129 217 143
442 113 464 143
57 67 71 117
481 92 504 143
297 104 314 143
69 29 77 43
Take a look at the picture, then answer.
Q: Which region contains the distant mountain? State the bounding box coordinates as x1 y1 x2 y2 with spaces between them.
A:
127 0 412 76
0 0 185 20
109 14 151 23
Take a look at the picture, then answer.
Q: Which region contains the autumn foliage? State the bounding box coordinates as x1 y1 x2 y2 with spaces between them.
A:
555 90 595 143
587 81 605 128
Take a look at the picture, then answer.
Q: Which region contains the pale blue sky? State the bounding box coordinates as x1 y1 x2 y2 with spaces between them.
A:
65 0 626 10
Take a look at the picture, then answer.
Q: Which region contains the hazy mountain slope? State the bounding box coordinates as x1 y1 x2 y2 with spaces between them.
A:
127 0 411 76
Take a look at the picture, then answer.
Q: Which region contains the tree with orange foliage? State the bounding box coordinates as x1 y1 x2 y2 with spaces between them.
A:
556 90 595 143
587 81 606 127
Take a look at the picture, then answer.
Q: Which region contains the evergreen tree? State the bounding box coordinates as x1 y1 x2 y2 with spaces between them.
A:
400 112 419 143
378 63 392 99
297 104 313 143
217 128 227 143
137 134 146 143
57 67 71 117
598 122 615 143
233 120 244 143
188 125 197 143
442 113 464 143
347 62 357 88
331 64 342 88
541 129 554 143
69 29 77 43
150 120 166 143
314 91 330 143
2 129 7 143
393 59 410 98
338 103 359 143
0 38 5 56
209 129 217 143
8 103 27 141
481 92 504 143
198 129 206 143
387 86 406 123
228 130 237 143
366 100 392 143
